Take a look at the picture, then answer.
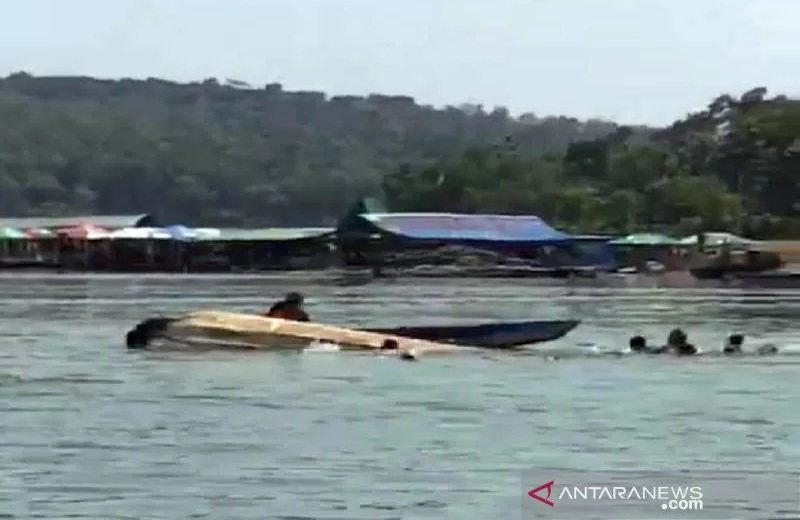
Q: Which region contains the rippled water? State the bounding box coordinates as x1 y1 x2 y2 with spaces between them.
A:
1 274 799 519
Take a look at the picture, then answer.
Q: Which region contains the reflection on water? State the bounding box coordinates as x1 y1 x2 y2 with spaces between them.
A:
1 275 799 519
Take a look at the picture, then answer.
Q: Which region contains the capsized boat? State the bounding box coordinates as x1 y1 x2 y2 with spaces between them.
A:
126 310 466 358
127 311 580 352
364 319 579 348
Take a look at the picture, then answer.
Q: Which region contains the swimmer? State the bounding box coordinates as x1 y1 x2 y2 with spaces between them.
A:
665 328 697 356
629 335 648 353
723 334 744 354
756 343 779 355
378 338 417 361
649 328 696 356
399 350 418 361
723 334 778 355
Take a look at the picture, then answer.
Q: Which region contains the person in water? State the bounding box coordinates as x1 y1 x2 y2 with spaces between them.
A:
265 292 310 321
378 338 417 360
628 331 778 356
664 328 697 355
642 328 696 355
722 334 779 355
629 335 648 353
723 334 744 354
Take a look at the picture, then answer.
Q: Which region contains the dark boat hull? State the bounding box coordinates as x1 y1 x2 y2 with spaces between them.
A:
363 319 580 349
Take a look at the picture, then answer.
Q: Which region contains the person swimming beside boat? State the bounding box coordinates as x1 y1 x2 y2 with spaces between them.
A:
265 292 310 321
379 338 417 361
627 329 697 355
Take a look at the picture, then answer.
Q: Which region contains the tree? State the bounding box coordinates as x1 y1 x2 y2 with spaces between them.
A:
0 74 797 237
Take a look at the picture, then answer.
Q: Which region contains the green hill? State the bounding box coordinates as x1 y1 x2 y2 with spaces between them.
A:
0 73 796 237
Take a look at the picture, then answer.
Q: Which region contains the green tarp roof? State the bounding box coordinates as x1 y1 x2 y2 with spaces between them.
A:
0 227 26 240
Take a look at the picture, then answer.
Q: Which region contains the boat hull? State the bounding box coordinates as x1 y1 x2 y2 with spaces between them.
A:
127 310 462 357
364 319 579 348
126 312 580 352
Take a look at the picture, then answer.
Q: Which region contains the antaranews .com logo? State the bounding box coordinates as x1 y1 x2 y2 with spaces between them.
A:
521 470 799 519
528 479 703 511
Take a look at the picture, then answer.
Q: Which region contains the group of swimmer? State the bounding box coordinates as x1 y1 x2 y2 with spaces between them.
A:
628 328 778 356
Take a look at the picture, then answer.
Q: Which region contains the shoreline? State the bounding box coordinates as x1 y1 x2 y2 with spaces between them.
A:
1 268 800 290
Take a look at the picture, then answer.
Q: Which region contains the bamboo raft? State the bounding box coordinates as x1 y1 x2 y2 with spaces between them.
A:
150 310 468 358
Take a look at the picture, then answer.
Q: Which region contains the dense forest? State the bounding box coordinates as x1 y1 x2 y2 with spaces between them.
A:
0 73 797 236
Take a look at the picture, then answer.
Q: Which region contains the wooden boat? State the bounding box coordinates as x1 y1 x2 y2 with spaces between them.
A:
126 310 466 358
364 319 579 348
127 311 580 352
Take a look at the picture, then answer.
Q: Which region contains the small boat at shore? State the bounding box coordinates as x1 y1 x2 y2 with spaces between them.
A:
126 311 580 352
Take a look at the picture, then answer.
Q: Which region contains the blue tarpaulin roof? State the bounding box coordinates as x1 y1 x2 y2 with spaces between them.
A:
360 213 573 242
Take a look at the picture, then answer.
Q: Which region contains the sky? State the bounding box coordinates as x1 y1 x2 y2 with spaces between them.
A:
0 0 797 125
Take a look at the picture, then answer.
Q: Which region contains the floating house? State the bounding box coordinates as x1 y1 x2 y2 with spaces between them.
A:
571 235 618 272
607 233 685 271
0 214 160 269
73 225 336 272
0 210 339 272
185 228 336 272
0 214 157 230
336 198 577 269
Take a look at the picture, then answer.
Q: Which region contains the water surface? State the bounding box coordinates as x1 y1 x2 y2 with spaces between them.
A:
1 275 798 519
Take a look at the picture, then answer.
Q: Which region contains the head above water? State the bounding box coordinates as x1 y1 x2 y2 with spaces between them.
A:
629 335 647 352
723 333 745 354
727 334 744 346
284 292 304 305
667 328 688 347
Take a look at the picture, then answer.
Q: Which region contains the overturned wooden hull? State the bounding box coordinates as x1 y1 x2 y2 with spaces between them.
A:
128 310 465 357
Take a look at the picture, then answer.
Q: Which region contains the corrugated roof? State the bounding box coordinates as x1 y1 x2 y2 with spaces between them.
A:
679 232 761 247
610 233 681 246
0 214 155 230
197 227 335 242
359 213 573 242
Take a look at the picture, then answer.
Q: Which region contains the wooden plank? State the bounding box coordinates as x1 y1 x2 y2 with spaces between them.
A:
168 310 464 357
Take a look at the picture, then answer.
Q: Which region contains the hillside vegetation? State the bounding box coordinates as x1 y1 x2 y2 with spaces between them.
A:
0 73 797 236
